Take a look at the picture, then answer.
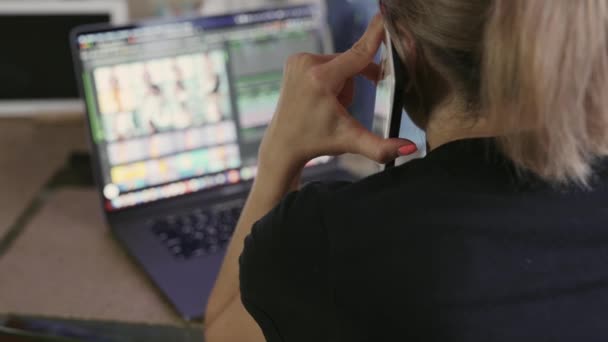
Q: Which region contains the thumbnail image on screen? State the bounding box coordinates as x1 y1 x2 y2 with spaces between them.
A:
94 50 231 143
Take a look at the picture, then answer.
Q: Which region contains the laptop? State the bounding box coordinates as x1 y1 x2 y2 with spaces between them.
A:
70 4 357 321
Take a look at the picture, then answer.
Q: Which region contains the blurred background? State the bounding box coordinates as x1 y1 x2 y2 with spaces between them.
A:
0 0 379 341
0 0 378 122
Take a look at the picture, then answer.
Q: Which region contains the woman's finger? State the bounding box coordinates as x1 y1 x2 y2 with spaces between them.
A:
335 63 379 107
339 114 417 163
317 14 385 91
337 77 356 107
356 132 417 164
301 54 380 84
360 62 381 84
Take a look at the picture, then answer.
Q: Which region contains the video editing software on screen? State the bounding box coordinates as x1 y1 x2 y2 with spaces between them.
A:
77 7 329 210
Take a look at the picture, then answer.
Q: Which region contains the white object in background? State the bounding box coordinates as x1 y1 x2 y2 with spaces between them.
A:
199 0 333 56
200 0 319 16
0 0 129 117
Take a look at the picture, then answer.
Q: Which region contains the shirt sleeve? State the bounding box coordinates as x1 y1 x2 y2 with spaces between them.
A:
239 182 348 342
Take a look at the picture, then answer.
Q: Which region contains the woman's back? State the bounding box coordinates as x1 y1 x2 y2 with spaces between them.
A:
240 139 608 341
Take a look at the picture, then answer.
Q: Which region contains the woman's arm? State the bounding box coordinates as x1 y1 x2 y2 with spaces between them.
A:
204 14 416 341
205 156 303 341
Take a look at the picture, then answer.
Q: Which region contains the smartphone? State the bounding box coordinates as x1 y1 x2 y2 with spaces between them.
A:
372 29 427 168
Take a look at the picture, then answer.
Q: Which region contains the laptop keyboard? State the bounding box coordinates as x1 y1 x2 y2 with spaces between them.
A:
149 202 243 260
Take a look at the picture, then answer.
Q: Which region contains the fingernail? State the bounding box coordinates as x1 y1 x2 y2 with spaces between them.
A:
398 144 418 156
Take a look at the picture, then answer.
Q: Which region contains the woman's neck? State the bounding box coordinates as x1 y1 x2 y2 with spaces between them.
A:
423 98 497 151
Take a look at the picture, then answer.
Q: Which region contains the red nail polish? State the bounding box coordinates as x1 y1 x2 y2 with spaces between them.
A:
398 144 418 156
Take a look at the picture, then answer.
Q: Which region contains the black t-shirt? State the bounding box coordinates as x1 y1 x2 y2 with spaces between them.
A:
239 138 608 342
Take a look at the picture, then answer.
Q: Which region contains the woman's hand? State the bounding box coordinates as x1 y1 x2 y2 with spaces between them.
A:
258 14 417 174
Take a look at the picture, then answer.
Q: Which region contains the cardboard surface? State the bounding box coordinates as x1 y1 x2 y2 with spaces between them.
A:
0 119 186 326
0 189 184 326
0 119 88 238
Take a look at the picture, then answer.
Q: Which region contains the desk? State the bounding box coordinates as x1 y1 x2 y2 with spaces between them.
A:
0 118 85 238
0 118 187 327
0 188 185 325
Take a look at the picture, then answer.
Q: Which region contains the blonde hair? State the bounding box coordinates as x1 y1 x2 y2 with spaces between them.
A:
382 0 608 186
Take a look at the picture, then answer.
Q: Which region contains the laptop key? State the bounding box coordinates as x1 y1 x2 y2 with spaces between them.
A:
194 221 207 231
207 236 219 245
166 215 177 226
206 227 218 236
218 223 232 233
150 203 243 260
167 238 181 248
193 212 210 224
178 216 192 227
206 244 221 255
181 225 194 234
219 231 232 242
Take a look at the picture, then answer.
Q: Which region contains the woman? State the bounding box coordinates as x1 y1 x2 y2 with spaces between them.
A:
206 0 608 341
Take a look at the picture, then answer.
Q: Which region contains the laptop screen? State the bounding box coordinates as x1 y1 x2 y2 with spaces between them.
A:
75 5 332 211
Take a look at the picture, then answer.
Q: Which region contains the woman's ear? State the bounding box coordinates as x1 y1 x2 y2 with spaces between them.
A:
394 27 416 67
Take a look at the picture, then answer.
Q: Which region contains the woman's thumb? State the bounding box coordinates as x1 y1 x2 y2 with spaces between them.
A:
351 130 418 164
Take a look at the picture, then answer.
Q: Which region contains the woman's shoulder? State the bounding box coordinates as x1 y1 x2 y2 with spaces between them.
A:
238 160 441 264
241 181 349 257
239 182 341 340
